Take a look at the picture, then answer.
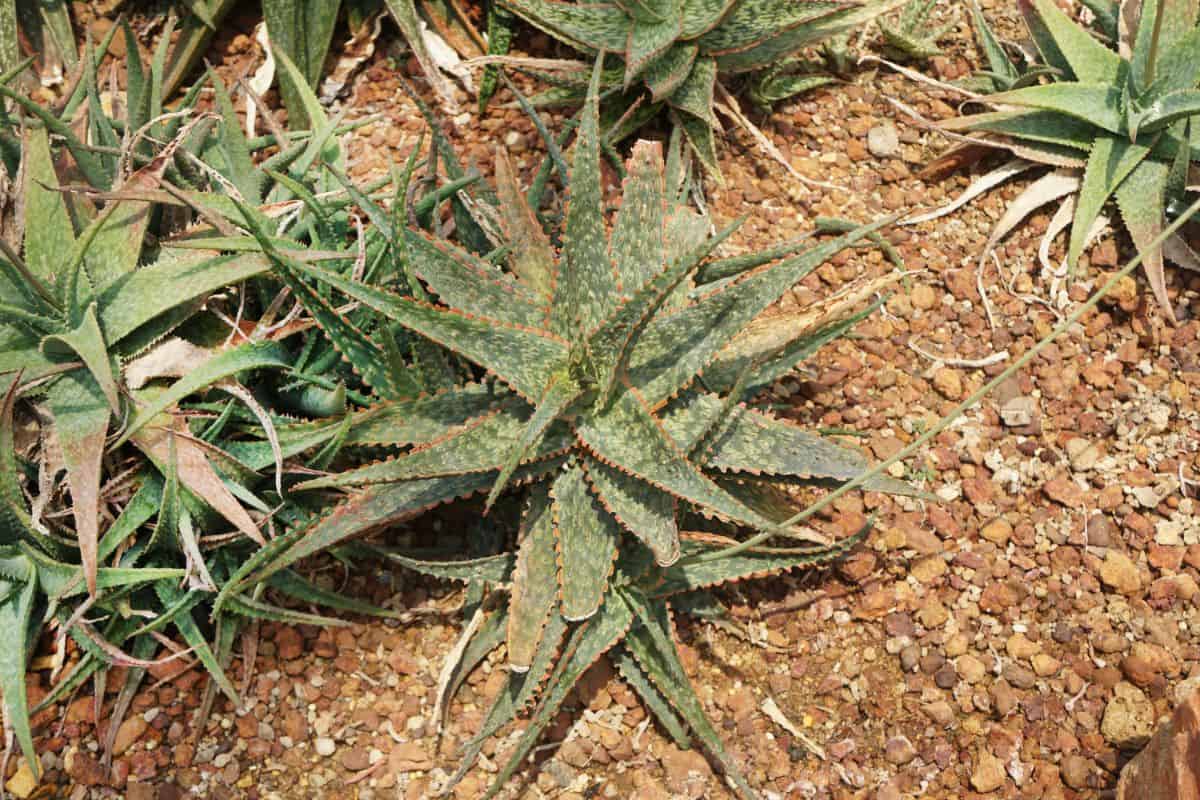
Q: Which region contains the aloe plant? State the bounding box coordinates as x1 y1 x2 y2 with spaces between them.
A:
221 61 910 798
930 0 1200 322
483 0 906 173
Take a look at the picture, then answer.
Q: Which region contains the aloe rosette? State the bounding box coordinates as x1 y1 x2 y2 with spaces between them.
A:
226 60 911 797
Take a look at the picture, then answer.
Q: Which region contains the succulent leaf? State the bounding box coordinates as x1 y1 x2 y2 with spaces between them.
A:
287 260 570 401
506 484 559 670
554 58 619 337
551 461 620 621
584 456 680 565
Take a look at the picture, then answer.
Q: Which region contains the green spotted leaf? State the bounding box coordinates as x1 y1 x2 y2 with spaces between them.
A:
365 545 516 584
696 0 848 54
493 148 557 300
449 611 568 790
611 645 690 746
553 58 618 337
942 109 1095 152
589 206 739 405
712 0 904 73
679 0 737 39
551 461 619 621
22 126 74 287
627 14 683 85
620 589 755 798
486 373 582 509
577 387 783 533
666 55 718 129
500 0 630 51
643 43 699 101
1019 0 1123 83
299 400 570 489
249 459 565 584
652 527 866 595
506 485 559 670
98 252 270 346
342 384 502 447
0 566 38 780
662 391 874 481
610 141 668 294
585 456 679 565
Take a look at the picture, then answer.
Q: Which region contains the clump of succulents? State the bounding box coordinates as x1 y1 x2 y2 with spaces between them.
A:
925 0 1200 322
0 38 452 782
227 61 910 798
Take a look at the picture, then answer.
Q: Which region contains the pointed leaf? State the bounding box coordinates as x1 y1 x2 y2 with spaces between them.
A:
245 459 565 584
98 252 270 345
643 43 699 101
577 385 785 533
21 126 74 285
132 417 264 545
155 581 240 704
493 148 556 299
551 461 619 621
483 596 634 799
268 569 398 617
667 55 718 128
116 341 291 447
0 568 38 780
1115 157 1175 321
585 456 679 565
486 373 582 509
41 304 119 413
551 58 618 339
1020 0 1124 82
1069 134 1151 270
696 0 849 54
404 228 549 329
610 140 667 293
627 15 683 84
662 391 878 481
988 83 1124 133
620 590 755 798
499 0 630 52
655 527 866 595
371 547 516 584
289 260 570 400
342 383 502 447
628 218 892 406
507 485 559 670
300 400 570 489
45 372 108 596
612 645 690 746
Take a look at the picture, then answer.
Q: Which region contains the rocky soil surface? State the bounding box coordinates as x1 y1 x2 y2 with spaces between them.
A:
12 1 1200 798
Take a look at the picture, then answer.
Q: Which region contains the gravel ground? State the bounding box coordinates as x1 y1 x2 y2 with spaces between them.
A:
14 1 1200 798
